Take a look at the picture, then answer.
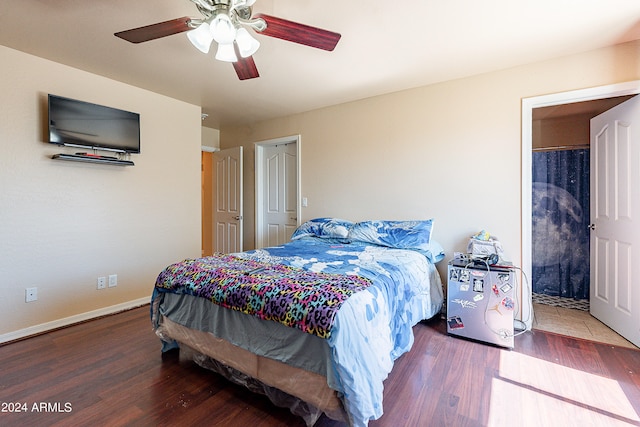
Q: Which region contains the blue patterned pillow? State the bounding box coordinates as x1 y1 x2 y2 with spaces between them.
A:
291 218 354 241
422 240 445 263
348 219 434 251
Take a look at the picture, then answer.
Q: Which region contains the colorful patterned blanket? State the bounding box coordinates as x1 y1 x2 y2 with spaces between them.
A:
154 254 371 339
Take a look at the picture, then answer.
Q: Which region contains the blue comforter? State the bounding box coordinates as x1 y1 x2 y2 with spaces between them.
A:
232 236 444 426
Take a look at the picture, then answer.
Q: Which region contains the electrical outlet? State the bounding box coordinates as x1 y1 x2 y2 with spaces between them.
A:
25 287 38 302
97 277 106 290
108 274 117 288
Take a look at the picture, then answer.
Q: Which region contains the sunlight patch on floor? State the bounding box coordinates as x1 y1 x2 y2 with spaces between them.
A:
487 351 639 426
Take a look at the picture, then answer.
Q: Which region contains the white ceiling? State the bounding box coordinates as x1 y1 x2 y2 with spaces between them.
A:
2 0 640 128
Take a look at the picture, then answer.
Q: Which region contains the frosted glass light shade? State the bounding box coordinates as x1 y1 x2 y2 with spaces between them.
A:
211 14 236 44
235 27 260 58
215 43 238 62
187 23 214 53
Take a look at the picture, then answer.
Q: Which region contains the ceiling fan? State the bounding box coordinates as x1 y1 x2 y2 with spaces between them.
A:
114 0 341 80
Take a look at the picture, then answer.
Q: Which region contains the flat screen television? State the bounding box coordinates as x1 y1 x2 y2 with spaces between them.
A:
48 94 140 154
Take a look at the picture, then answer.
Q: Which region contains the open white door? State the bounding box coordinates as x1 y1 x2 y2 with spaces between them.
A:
590 95 640 347
255 136 300 249
213 146 243 253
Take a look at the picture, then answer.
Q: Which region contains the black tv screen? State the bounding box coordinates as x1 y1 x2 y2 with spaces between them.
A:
48 94 140 153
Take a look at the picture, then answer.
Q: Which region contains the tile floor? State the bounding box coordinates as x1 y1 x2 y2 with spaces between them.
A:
532 303 638 349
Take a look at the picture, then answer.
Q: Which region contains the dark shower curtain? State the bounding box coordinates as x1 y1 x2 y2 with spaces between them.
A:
532 148 590 300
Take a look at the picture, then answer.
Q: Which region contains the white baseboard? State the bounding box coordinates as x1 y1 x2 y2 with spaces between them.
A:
0 296 151 344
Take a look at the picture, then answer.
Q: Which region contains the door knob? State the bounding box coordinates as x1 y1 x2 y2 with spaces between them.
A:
588 223 596 231
234 215 243 220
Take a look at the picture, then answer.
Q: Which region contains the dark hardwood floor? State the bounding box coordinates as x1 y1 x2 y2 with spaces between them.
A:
1 306 639 426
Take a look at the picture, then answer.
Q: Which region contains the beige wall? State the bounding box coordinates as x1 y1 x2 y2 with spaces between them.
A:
0 46 202 340
221 40 640 281
202 126 220 150
3 39 638 339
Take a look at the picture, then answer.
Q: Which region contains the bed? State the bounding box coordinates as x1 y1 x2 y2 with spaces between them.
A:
151 218 444 426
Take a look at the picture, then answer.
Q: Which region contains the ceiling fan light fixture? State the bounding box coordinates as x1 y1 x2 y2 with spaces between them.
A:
211 13 236 44
215 43 238 62
235 27 260 58
186 22 214 53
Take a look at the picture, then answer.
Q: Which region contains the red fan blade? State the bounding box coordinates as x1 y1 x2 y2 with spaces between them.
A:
115 17 193 43
253 13 341 51
233 55 260 80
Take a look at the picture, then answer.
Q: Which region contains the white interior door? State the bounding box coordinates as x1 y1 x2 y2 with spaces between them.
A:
213 146 243 253
256 137 299 248
590 95 640 347
263 143 297 246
